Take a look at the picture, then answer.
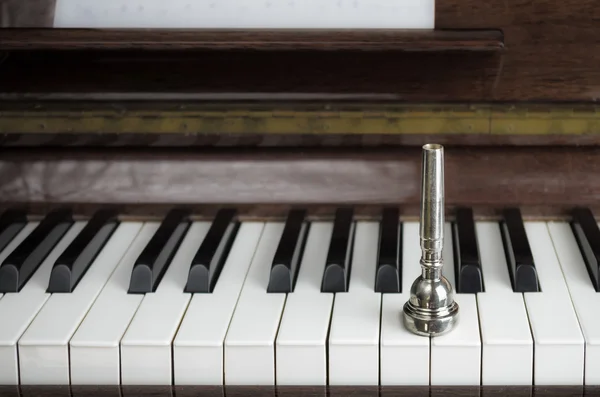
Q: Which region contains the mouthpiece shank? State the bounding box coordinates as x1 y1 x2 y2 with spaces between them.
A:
403 142 459 337
420 143 444 264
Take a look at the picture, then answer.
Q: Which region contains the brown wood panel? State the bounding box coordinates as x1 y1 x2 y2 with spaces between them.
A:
1 0 600 101
0 29 504 51
0 146 598 219
0 49 501 102
433 0 600 101
6 132 600 147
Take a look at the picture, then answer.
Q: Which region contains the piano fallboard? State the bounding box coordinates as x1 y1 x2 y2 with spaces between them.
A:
0 146 598 218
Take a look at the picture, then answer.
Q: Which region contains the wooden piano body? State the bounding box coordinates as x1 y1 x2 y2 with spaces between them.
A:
1 0 600 395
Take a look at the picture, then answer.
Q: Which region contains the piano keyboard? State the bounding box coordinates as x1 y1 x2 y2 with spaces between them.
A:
51 0 434 29
0 206 598 386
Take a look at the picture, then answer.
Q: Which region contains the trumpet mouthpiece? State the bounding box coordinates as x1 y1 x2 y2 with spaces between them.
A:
402 143 459 337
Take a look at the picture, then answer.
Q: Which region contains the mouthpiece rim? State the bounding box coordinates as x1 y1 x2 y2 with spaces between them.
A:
422 143 443 151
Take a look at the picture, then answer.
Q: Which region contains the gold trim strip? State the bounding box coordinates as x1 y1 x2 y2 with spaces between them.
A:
1 104 600 135
491 107 600 135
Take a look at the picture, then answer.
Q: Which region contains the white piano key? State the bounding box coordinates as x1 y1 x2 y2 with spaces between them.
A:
17 221 141 385
475 222 533 386
69 222 158 385
173 222 264 385
523 222 584 385
430 223 481 386
380 221 429 386
224 222 287 385
476 222 517 295
328 221 380 386
0 222 46 385
54 0 434 29
13 221 86 385
276 222 334 386
120 221 211 385
547 221 600 385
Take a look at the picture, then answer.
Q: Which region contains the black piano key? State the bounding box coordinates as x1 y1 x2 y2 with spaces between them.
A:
47 209 120 293
452 207 485 293
0 209 28 254
128 209 191 294
321 208 355 293
570 207 600 292
500 208 540 293
0 208 74 293
185 208 240 293
267 209 309 293
375 208 401 293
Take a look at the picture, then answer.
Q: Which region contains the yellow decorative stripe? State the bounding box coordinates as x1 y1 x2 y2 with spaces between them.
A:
1 104 600 135
491 107 600 135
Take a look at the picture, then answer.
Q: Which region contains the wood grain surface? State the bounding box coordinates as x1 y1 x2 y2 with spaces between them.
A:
0 49 501 102
0 29 505 51
0 146 598 219
7 132 600 147
0 0 598 101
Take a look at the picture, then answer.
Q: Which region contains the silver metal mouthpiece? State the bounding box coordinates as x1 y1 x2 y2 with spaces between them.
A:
403 143 459 337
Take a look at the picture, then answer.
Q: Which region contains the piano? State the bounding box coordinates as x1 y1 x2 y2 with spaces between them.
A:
0 0 599 396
